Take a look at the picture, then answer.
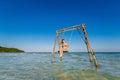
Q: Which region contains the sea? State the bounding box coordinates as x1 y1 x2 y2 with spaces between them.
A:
0 52 120 80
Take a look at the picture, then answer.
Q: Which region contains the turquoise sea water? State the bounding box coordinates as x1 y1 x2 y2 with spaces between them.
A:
0 52 120 80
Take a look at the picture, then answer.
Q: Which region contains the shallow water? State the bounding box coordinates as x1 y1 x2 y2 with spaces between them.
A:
0 52 120 80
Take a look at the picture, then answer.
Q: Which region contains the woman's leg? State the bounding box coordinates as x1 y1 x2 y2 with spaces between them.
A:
60 48 63 61
60 48 63 57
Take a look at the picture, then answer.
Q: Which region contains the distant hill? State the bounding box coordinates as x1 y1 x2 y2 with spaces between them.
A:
0 46 24 52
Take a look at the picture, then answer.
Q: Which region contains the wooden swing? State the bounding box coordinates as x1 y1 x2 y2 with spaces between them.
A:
57 29 73 53
51 24 98 68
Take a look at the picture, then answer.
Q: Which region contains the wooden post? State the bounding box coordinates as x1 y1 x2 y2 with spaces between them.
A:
58 33 60 52
81 24 98 67
81 24 92 62
51 30 59 62
91 49 98 67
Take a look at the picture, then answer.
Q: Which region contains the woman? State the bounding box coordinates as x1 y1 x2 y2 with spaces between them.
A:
59 39 69 59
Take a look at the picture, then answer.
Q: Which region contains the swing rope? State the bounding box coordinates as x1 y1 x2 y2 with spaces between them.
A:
77 29 86 42
57 30 74 53
58 30 74 48
68 30 74 45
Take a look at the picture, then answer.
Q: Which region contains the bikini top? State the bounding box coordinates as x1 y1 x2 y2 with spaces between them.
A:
62 43 68 48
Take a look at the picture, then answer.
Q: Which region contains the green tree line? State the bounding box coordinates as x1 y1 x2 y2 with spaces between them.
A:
0 46 24 52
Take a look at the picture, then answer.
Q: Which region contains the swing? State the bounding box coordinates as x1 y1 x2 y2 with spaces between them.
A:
51 24 98 68
58 30 73 53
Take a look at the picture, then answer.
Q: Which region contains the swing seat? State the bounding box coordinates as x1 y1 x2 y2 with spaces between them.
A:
58 50 69 53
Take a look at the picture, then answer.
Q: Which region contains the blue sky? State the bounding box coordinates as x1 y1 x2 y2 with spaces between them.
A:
0 0 120 52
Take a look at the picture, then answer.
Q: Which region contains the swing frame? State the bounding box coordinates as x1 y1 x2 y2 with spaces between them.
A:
51 24 98 68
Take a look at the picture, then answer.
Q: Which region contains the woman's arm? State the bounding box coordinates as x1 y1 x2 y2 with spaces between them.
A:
64 43 69 47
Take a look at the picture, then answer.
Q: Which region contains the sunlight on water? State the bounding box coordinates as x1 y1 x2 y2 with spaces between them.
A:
0 52 120 80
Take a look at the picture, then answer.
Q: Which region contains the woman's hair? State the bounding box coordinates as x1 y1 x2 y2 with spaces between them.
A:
61 39 64 44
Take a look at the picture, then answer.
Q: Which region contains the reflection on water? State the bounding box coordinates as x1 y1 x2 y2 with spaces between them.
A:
0 52 120 80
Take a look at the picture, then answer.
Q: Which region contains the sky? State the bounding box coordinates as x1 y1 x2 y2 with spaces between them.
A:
0 0 120 52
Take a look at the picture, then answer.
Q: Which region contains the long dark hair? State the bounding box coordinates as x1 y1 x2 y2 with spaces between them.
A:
61 39 64 44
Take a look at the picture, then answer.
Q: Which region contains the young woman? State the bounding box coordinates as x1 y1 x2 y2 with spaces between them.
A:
59 39 69 58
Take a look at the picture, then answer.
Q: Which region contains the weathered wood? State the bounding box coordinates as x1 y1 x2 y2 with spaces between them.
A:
51 31 59 62
81 24 93 62
91 49 99 67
